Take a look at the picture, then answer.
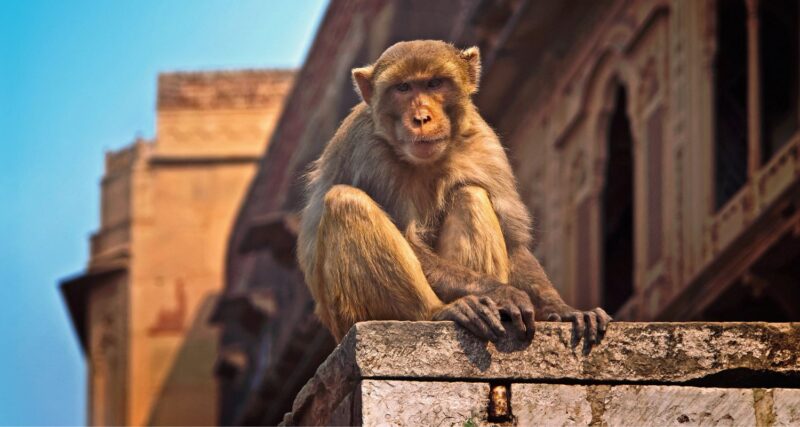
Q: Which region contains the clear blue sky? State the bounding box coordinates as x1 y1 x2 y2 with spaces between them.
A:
0 1 327 424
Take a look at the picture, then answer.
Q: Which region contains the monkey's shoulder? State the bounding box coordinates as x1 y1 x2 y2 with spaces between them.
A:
329 103 373 141
322 104 378 157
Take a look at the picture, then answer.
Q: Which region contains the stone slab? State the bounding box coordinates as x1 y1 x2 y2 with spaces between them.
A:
347 321 800 382
514 384 787 426
359 380 488 426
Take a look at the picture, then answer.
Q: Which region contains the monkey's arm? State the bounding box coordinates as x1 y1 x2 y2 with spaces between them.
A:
508 246 611 345
480 163 612 344
407 231 536 339
507 247 571 316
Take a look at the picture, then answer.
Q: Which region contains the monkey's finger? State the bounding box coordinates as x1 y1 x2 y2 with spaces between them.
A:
460 304 498 342
500 305 527 339
594 307 611 335
569 312 585 346
447 305 492 341
468 297 504 337
475 297 506 338
479 296 500 315
547 313 562 322
521 305 535 340
585 311 598 344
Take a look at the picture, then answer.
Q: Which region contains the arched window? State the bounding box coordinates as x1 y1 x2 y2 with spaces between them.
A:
602 86 634 314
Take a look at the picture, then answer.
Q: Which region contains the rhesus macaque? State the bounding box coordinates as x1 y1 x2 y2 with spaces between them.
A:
298 40 611 343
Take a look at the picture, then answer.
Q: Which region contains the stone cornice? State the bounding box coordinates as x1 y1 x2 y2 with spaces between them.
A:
157 69 295 111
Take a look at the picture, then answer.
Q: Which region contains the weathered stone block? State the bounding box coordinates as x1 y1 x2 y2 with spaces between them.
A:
514 384 763 426
361 380 488 426
280 321 800 426
513 383 592 425
604 385 755 426
774 388 800 425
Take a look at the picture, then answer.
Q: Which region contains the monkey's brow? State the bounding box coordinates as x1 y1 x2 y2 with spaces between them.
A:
386 68 453 81
399 76 450 86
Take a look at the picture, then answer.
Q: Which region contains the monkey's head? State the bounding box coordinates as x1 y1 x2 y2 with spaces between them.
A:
352 40 481 165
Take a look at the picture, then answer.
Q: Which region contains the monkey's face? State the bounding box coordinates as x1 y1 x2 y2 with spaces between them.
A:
351 40 482 165
380 76 455 164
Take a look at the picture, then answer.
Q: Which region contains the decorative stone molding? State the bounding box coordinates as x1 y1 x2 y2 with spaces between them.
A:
281 321 800 426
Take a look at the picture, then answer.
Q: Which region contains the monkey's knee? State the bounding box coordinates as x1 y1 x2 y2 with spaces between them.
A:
451 185 492 209
453 185 491 205
322 184 380 220
445 185 501 233
316 184 441 334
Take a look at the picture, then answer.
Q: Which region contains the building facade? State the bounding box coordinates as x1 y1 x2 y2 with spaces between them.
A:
61 70 294 425
214 0 799 423
485 0 800 323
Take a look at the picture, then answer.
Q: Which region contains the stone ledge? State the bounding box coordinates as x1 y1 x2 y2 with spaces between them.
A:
282 321 800 425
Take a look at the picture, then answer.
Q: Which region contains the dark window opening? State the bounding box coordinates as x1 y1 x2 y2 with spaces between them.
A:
602 87 634 315
714 0 749 210
759 0 799 162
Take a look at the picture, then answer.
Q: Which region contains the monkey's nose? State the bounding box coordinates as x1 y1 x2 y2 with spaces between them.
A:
412 112 432 127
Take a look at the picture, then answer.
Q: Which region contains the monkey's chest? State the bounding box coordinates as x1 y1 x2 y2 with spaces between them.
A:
380 194 448 244
363 169 455 242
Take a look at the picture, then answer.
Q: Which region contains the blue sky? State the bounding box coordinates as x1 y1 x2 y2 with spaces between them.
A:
0 1 327 424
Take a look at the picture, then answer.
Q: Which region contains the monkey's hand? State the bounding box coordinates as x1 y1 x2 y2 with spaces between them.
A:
547 307 611 349
433 295 507 342
477 284 536 340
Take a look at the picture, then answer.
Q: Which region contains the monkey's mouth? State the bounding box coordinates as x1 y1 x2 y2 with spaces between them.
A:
408 138 446 160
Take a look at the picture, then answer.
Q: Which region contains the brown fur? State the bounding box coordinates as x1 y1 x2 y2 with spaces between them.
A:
298 40 610 343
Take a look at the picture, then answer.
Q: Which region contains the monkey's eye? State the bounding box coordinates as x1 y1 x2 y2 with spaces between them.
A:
427 78 443 89
395 82 411 92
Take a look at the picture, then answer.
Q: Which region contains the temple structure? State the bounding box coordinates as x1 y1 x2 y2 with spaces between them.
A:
215 0 800 424
60 69 294 425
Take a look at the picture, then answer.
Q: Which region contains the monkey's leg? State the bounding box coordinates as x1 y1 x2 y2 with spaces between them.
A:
436 186 510 282
314 185 444 341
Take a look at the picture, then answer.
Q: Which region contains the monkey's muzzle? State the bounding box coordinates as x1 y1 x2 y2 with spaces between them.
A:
408 138 446 160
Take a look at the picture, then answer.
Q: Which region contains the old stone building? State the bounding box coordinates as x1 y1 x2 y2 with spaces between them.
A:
60 70 294 425
214 0 800 424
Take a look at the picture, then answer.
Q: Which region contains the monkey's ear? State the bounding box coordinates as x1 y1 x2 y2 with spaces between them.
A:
352 66 375 105
459 46 481 93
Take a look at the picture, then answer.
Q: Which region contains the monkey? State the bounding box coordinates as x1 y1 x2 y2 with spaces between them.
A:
297 40 611 344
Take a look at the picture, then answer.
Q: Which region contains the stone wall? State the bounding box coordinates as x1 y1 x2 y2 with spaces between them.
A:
282 321 800 426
